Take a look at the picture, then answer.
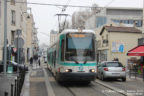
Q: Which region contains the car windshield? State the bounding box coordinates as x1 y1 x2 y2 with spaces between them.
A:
106 62 123 67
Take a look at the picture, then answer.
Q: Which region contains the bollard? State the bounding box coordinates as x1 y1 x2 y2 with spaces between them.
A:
11 84 14 96
14 79 17 96
17 77 20 96
4 92 8 96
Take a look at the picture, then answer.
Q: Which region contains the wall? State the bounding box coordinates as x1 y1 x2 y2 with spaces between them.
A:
108 32 142 65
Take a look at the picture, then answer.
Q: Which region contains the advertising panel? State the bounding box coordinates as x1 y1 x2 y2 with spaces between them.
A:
111 42 124 53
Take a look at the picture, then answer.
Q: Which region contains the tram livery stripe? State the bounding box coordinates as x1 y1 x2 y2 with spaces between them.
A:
59 62 97 66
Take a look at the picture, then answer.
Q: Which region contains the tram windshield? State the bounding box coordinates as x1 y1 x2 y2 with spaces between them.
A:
65 33 95 62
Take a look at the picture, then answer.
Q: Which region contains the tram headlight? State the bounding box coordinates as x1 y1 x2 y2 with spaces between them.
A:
90 69 95 72
65 69 72 72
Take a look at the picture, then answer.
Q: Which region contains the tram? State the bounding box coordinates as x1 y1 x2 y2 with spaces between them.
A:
47 29 97 83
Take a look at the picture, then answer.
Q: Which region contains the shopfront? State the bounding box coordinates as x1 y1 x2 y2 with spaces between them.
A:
127 38 144 79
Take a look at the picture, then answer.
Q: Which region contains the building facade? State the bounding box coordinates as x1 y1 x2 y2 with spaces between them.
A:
85 7 143 30
0 0 37 64
98 25 142 66
26 8 38 62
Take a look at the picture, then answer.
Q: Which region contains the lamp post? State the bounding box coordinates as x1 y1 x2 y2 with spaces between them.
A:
3 0 8 75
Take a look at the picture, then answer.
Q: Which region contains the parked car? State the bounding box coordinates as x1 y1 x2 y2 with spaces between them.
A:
97 61 126 81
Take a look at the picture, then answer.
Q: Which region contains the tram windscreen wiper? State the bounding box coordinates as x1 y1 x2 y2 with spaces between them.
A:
84 59 87 64
71 57 79 64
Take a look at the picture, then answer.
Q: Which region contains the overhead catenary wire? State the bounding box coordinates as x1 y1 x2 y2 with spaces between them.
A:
7 1 103 8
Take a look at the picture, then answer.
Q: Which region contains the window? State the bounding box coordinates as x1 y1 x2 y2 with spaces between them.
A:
106 34 108 46
11 10 16 25
106 62 123 67
61 39 65 61
11 0 15 5
129 20 134 24
96 16 107 28
136 20 142 27
11 31 15 45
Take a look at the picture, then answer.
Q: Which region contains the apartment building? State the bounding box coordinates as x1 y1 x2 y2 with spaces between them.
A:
85 7 142 30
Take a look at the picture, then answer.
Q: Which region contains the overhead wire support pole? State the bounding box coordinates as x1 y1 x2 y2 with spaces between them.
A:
3 0 8 75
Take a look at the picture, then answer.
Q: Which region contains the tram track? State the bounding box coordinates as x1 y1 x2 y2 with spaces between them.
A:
92 81 126 96
65 87 77 96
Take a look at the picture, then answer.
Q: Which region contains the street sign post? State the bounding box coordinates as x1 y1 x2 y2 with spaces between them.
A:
14 37 24 48
14 29 24 73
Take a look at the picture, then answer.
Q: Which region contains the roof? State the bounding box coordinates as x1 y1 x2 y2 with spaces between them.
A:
100 26 142 35
60 29 95 35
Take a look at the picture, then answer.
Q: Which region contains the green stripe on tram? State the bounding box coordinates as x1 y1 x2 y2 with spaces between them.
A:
59 62 97 66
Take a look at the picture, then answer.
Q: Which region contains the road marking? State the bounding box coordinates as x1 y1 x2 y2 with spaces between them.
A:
43 68 55 96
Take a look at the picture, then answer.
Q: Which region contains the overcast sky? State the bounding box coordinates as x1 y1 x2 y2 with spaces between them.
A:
28 0 143 46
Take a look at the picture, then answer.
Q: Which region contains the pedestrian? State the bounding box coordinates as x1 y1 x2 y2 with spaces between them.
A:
38 58 41 66
30 57 33 66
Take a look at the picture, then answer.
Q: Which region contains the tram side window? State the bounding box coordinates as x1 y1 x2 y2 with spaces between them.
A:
61 39 65 61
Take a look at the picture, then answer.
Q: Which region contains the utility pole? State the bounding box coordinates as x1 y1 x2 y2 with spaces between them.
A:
3 0 8 75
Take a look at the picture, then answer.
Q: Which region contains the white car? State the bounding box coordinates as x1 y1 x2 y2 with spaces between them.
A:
97 61 126 81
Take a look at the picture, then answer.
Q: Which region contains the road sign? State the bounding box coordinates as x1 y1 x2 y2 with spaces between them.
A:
14 37 24 48
13 48 17 52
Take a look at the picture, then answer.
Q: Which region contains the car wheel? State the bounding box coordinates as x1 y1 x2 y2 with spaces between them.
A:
122 77 126 82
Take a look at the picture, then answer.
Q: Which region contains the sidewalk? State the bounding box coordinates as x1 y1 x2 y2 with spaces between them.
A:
126 72 144 82
0 73 18 96
21 63 48 96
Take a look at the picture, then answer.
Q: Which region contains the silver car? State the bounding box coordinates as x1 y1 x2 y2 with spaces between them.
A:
97 61 126 81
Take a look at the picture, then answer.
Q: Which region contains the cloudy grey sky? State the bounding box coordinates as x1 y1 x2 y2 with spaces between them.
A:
28 0 143 45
